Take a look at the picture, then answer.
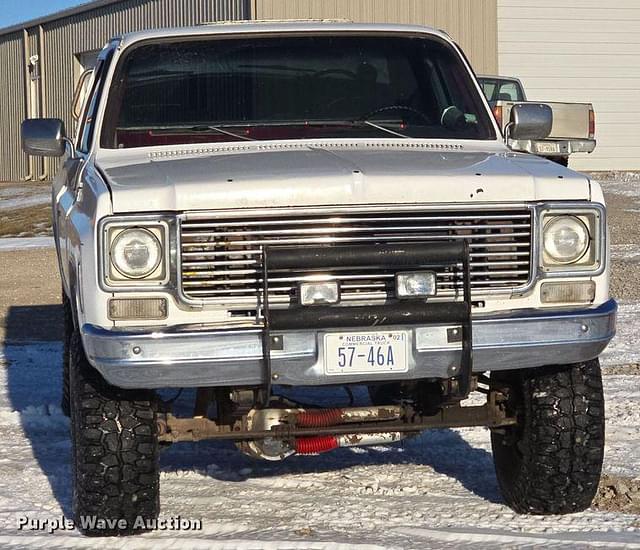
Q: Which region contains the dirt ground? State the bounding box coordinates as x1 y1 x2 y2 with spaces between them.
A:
0 247 61 342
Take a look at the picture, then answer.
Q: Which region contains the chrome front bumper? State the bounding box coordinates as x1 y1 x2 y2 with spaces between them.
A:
82 299 617 389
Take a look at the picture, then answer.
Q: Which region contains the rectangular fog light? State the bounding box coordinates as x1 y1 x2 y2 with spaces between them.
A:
396 271 437 299
541 282 596 304
299 281 340 306
108 298 168 320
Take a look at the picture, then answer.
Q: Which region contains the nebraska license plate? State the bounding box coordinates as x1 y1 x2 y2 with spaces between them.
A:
323 331 409 375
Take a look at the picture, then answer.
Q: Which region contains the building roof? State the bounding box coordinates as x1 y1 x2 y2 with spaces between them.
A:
0 0 124 37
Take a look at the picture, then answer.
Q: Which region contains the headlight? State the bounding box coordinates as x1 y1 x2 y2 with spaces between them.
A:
110 228 162 279
543 216 590 265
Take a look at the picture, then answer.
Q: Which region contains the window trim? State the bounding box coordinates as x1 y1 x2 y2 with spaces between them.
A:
98 31 499 150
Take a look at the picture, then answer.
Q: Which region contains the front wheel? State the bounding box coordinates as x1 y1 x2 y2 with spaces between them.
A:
69 329 160 535
491 359 605 514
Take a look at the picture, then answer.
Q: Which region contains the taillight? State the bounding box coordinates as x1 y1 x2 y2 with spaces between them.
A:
589 109 596 139
493 105 503 131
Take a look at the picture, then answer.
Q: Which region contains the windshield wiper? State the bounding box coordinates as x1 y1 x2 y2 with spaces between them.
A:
358 120 410 139
145 120 410 139
186 125 255 141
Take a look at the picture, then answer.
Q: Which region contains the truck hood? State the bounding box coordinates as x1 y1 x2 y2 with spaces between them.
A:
97 142 591 213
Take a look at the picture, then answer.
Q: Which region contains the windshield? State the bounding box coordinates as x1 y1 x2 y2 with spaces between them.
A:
101 34 496 149
478 78 525 103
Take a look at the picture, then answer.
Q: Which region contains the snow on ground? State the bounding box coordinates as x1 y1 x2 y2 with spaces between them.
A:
0 237 55 251
595 172 640 198
601 301 640 367
0 186 49 212
0 327 639 548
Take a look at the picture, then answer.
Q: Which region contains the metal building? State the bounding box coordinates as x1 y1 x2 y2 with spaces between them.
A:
497 0 640 172
0 0 498 182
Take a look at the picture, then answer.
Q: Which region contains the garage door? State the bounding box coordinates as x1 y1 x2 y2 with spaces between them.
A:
498 0 640 171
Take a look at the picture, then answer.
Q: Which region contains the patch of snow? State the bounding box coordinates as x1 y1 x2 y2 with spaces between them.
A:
601 301 640 367
0 196 50 212
611 244 640 262
0 237 54 251
0 186 50 212
596 172 640 199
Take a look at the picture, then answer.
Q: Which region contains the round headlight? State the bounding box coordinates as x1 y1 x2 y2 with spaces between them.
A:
543 216 590 265
110 228 162 279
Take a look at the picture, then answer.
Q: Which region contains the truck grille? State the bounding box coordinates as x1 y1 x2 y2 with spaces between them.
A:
179 208 533 307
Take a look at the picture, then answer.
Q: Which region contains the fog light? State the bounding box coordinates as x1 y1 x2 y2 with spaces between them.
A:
396 271 437 298
299 281 340 306
108 298 168 320
540 282 595 304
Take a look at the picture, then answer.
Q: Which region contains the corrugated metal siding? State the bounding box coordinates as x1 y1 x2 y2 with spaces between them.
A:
0 32 29 181
254 0 498 74
498 0 640 171
1 0 248 182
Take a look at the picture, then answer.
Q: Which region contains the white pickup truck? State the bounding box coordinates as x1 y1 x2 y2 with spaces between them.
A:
478 75 596 166
22 21 615 535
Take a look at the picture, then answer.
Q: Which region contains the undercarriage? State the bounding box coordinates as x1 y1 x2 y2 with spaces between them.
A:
156 381 516 460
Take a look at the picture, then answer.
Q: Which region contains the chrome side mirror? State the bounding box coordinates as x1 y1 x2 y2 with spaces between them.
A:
508 103 553 140
21 118 68 157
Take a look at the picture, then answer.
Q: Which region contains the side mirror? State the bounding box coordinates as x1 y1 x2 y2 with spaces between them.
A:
21 118 67 157
508 103 553 140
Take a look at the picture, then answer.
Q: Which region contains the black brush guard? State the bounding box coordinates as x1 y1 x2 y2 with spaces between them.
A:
260 241 473 404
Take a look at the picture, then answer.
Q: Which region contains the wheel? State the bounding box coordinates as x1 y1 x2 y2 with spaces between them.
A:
61 293 73 417
491 359 605 514
69 329 160 535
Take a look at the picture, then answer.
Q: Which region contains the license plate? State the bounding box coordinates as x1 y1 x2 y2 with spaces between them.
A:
323 331 409 375
536 142 560 154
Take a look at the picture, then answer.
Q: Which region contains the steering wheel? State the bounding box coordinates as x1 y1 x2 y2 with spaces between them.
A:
361 105 432 124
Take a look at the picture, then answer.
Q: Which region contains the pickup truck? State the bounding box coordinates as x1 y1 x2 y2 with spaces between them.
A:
22 21 615 535
478 75 596 166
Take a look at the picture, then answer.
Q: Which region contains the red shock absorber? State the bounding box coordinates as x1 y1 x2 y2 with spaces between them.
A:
295 436 338 455
296 408 344 428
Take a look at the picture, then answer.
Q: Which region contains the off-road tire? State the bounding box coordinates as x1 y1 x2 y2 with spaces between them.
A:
491 359 605 515
69 329 160 535
61 294 73 417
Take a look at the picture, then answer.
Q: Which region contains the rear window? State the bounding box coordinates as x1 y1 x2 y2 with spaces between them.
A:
479 78 525 103
101 34 496 148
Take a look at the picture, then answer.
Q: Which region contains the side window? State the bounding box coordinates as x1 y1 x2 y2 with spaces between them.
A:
78 49 114 153
497 82 520 102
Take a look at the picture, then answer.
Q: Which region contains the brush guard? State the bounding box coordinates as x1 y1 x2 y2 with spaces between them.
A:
259 241 473 405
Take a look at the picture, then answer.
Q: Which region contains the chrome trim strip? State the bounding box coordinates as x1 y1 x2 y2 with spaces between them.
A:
81 299 617 389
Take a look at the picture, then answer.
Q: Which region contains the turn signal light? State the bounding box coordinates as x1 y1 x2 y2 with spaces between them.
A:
108 298 168 320
541 282 595 304
493 105 503 130
589 109 596 140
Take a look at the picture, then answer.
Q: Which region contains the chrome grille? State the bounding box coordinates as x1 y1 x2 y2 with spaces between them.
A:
179 209 533 307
